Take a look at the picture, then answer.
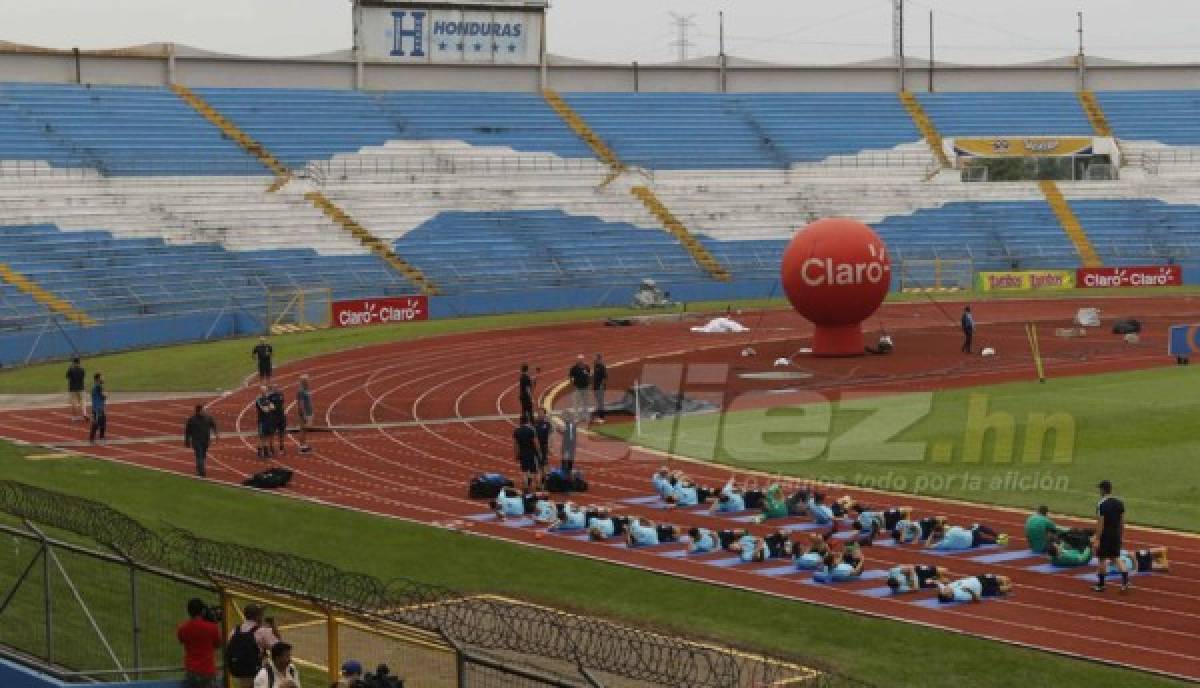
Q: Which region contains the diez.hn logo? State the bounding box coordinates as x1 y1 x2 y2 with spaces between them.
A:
390 11 427 57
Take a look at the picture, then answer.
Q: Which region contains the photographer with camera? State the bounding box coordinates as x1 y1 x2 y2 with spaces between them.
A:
177 598 221 688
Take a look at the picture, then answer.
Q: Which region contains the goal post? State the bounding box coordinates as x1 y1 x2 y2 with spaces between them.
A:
897 258 974 293
265 288 332 334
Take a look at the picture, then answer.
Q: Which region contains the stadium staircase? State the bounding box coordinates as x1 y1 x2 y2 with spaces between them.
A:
169 84 292 187
1039 180 1102 266
542 89 623 178
898 91 951 168
1077 91 1114 136
631 186 731 281
0 262 94 325
303 190 440 295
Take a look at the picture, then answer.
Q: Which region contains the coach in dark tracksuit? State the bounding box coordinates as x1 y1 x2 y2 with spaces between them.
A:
184 405 219 478
1093 479 1129 592
533 409 552 481
518 364 536 425
961 306 975 353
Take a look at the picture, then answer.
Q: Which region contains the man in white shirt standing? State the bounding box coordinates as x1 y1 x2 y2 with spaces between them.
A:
254 642 300 688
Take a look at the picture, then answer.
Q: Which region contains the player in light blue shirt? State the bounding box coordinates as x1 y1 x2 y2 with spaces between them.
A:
670 483 699 508
712 490 746 514
633 518 662 545
929 525 975 550
533 499 557 525
588 516 616 540
807 496 834 526
892 519 923 544
812 551 864 583
652 469 674 499
550 503 588 531
733 534 764 562
793 535 830 570
687 527 719 554
491 488 526 520
937 574 1011 603
886 566 918 593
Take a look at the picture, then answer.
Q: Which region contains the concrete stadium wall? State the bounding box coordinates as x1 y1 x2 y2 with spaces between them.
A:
7 48 1200 92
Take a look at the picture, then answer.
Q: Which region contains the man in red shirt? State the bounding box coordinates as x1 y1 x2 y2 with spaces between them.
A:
177 598 222 688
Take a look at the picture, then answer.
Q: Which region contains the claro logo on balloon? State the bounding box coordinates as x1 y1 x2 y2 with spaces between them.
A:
799 244 890 287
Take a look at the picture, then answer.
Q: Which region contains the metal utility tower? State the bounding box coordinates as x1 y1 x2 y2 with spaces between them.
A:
670 12 697 63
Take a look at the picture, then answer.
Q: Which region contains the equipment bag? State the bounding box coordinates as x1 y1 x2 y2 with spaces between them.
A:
1112 318 1142 334
468 473 512 499
242 467 293 489
546 468 587 493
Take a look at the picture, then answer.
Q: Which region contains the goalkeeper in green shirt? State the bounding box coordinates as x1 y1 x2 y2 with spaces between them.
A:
1024 505 1065 553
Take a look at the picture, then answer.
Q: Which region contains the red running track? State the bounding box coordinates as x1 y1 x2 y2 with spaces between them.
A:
2 297 1199 682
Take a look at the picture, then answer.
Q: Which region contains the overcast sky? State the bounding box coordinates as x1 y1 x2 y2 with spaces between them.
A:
1 0 1199 65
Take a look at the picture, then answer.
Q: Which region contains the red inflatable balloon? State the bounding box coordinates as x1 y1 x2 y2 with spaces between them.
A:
780 218 891 356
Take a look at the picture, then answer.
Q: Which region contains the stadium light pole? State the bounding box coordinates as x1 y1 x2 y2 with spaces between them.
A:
893 0 905 92
928 11 934 93
719 11 727 93
1076 11 1086 91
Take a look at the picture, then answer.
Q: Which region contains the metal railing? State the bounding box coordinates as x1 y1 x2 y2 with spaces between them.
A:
311 154 608 181
0 157 277 179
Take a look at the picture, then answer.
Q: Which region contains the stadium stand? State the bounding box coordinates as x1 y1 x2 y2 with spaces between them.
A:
0 83 259 175
917 92 1094 136
197 87 595 168
1096 91 1200 145
561 92 922 169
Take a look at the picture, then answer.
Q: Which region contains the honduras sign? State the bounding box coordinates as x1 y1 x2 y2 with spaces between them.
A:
361 6 542 64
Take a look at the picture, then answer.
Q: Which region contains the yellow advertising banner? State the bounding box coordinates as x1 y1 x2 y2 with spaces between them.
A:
977 270 1076 292
954 137 1093 157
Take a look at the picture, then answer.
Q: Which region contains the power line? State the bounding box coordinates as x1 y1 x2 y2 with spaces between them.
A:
669 12 697 63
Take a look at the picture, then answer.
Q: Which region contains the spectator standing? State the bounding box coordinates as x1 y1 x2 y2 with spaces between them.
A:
254 387 273 460
518 364 536 425
177 598 221 688
591 353 607 424
534 409 552 483
335 659 364 688
296 375 314 454
560 411 578 474
568 355 590 414
65 357 86 421
961 306 975 354
267 385 287 456
252 337 273 384
88 373 107 444
226 604 281 688
254 642 300 688
513 418 540 492
184 405 219 478
1093 479 1129 592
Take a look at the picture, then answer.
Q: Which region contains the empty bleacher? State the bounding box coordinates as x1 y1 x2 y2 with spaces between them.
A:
1096 91 1200 146
197 88 594 169
917 92 1093 137
0 83 259 175
562 93 922 169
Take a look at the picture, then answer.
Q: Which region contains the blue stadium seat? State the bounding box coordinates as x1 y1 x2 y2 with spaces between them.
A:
917 92 1093 137
197 88 593 168
392 210 709 291
0 224 411 320
0 83 259 175
1095 91 1200 145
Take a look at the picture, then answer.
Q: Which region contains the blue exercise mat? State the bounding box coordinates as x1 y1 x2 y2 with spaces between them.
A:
927 543 1000 556
970 549 1038 564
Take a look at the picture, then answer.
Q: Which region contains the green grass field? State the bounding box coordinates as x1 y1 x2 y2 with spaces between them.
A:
0 443 1185 688
600 365 1200 531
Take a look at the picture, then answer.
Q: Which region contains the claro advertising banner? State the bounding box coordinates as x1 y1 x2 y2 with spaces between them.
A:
360 6 543 64
332 296 429 328
976 270 1075 292
1076 265 1182 289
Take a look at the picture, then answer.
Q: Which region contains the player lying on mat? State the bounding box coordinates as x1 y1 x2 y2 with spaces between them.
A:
846 504 910 546
728 530 794 562
794 534 833 570
548 503 590 531
626 517 682 548
1103 548 1170 574
587 511 632 541
686 527 720 554
806 493 837 527
491 487 528 519
755 483 790 522
710 479 747 514
1045 539 1093 568
936 574 1013 603
893 516 946 544
886 564 950 594
926 523 1008 550
813 547 865 583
